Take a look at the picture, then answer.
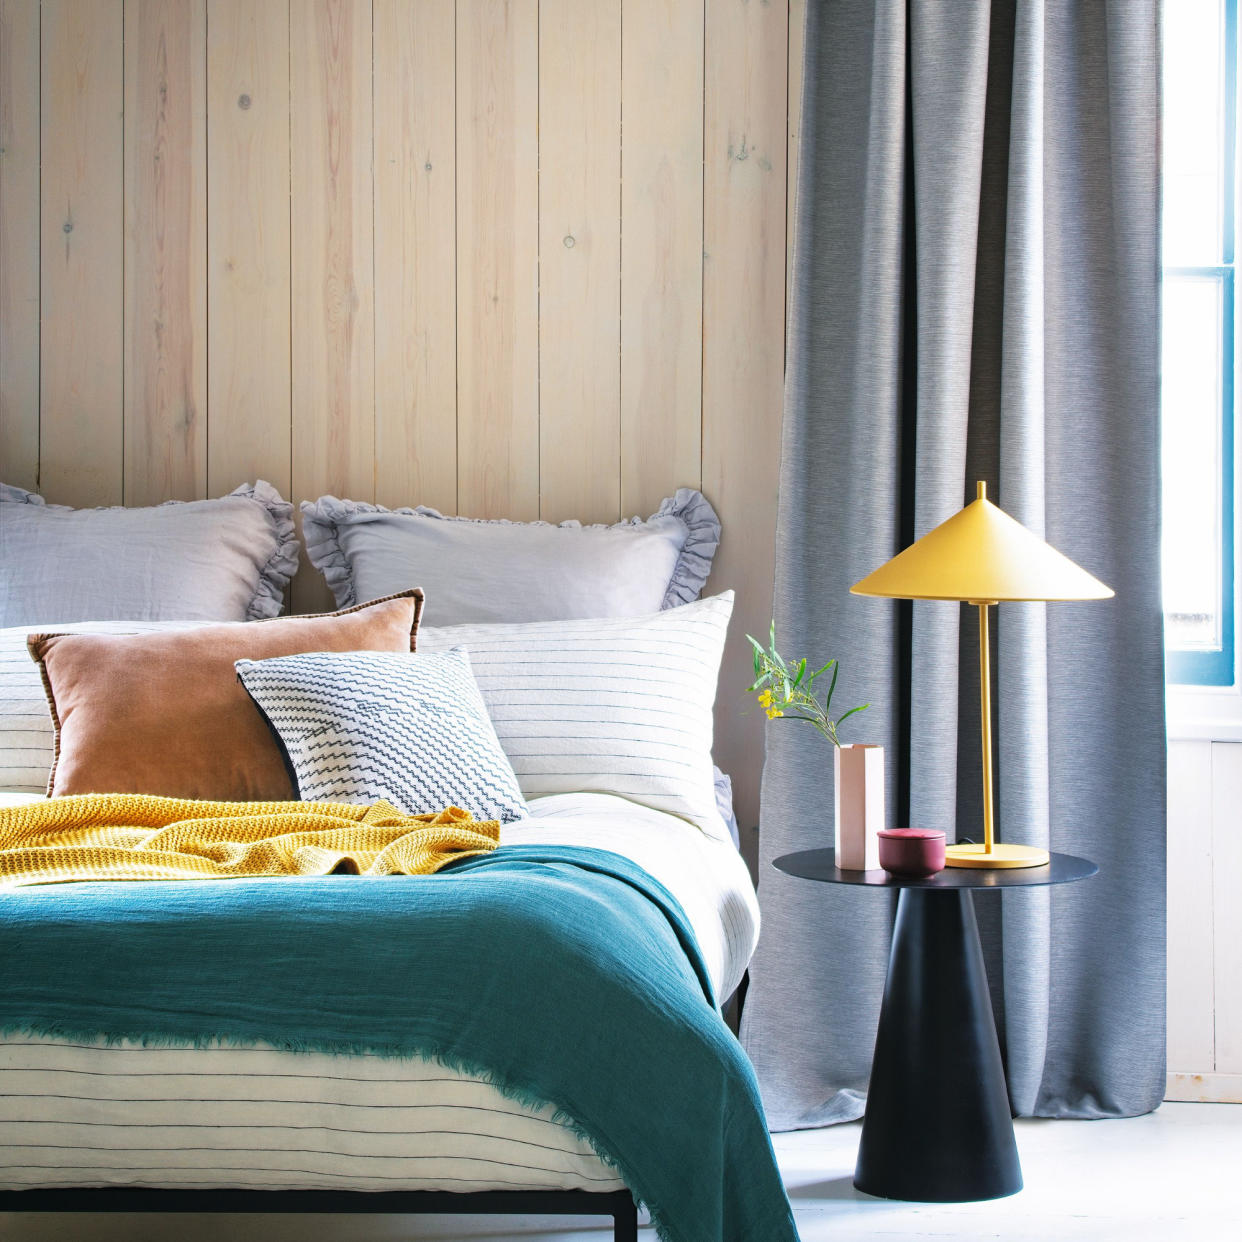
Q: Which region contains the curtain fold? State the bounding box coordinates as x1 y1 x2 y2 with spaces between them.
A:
740 0 1164 1129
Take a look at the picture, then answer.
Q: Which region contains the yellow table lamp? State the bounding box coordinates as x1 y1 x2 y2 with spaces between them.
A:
851 482 1113 869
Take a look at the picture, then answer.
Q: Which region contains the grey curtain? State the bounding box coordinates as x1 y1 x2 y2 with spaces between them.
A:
740 0 1165 1128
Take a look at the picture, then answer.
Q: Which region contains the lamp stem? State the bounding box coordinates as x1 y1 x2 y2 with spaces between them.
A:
978 602 994 853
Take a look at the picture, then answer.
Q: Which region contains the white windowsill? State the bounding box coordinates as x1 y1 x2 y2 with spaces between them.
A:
1166 680 1242 741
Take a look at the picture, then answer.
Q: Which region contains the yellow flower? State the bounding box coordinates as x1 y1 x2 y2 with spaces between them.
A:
758 689 773 707
766 707 784 719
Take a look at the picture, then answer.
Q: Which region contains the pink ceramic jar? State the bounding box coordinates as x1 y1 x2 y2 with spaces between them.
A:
877 828 946 878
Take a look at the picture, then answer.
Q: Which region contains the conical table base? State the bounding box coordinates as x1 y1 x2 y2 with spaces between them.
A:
854 888 1021 1201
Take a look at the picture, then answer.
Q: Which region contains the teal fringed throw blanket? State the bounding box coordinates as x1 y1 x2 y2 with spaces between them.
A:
0 845 797 1242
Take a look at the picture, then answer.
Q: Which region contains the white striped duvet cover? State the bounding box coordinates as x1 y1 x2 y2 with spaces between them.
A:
0 792 759 1194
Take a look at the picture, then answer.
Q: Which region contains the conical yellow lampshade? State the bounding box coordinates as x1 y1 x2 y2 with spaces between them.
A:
851 482 1114 603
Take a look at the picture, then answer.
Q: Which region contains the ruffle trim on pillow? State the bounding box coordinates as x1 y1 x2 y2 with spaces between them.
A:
1 483 46 506
656 488 721 608
302 495 367 607
231 481 300 620
300 489 722 611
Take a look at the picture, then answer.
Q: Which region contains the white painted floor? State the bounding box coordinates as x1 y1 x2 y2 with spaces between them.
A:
3 1104 1239 1242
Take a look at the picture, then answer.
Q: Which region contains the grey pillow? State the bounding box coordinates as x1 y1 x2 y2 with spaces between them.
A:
300 489 721 625
0 482 299 627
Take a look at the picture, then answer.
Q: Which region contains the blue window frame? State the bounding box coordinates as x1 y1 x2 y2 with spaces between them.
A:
1163 0 1237 686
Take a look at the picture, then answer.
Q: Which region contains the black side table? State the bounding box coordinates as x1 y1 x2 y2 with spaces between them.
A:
773 848 1097 1203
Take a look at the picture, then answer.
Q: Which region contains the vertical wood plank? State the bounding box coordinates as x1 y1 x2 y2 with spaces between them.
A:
207 0 292 497
537 0 621 524
40 0 125 507
124 0 207 505
702 0 788 832
373 0 457 514
1212 742 1242 1071
456 0 539 520
290 0 375 611
0 0 40 491
786 0 805 292
619 0 703 516
1166 740 1217 1073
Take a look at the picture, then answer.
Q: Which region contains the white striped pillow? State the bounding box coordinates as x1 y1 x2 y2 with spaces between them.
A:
0 621 206 794
0 600 735 833
416 593 734 837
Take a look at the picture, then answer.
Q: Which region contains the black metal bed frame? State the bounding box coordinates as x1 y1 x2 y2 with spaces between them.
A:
0 1187 639 1240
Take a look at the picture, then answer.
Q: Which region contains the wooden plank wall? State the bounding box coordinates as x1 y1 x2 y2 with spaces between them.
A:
0 0 800 833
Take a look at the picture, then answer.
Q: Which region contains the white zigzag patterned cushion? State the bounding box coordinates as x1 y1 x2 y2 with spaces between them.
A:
234 648 527 824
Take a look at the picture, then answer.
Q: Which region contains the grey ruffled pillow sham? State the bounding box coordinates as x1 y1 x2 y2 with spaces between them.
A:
0 481 299 626
301 488 722 626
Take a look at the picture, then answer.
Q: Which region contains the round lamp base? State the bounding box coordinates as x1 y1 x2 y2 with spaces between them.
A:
944 842 1050 870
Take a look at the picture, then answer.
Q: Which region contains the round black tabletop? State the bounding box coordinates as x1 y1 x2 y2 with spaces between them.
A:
773 847 1097 890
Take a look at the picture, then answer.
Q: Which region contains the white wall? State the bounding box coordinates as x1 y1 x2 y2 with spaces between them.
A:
1166 738 1242 1101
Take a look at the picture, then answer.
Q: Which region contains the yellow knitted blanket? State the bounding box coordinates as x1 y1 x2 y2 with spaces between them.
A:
0 794 500 888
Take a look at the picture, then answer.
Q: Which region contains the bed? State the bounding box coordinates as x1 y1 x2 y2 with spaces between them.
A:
0 484 796 1242
0 791 755 1191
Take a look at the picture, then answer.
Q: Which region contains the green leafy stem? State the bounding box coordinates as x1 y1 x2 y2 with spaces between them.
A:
745 622 869 748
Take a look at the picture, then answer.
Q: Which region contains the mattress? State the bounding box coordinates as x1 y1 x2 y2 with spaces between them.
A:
0 792 759 1194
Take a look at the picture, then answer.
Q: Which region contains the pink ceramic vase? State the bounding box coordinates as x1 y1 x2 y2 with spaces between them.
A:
834 744 885 870
877 828 946 878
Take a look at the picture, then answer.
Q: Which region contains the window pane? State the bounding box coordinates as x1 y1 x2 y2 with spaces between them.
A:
1162 275 1226 650
1164 0 1226 266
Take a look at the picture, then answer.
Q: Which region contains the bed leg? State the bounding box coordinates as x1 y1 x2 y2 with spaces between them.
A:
613 1196 639 1242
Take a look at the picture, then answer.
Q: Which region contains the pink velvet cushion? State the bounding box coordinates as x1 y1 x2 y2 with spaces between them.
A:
28 590 424 802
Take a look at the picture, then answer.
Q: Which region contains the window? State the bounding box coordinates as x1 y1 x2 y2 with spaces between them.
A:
1163 0 1237 686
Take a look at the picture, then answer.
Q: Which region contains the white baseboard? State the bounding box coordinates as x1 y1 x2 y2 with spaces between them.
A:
1165 1071 1242 1103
